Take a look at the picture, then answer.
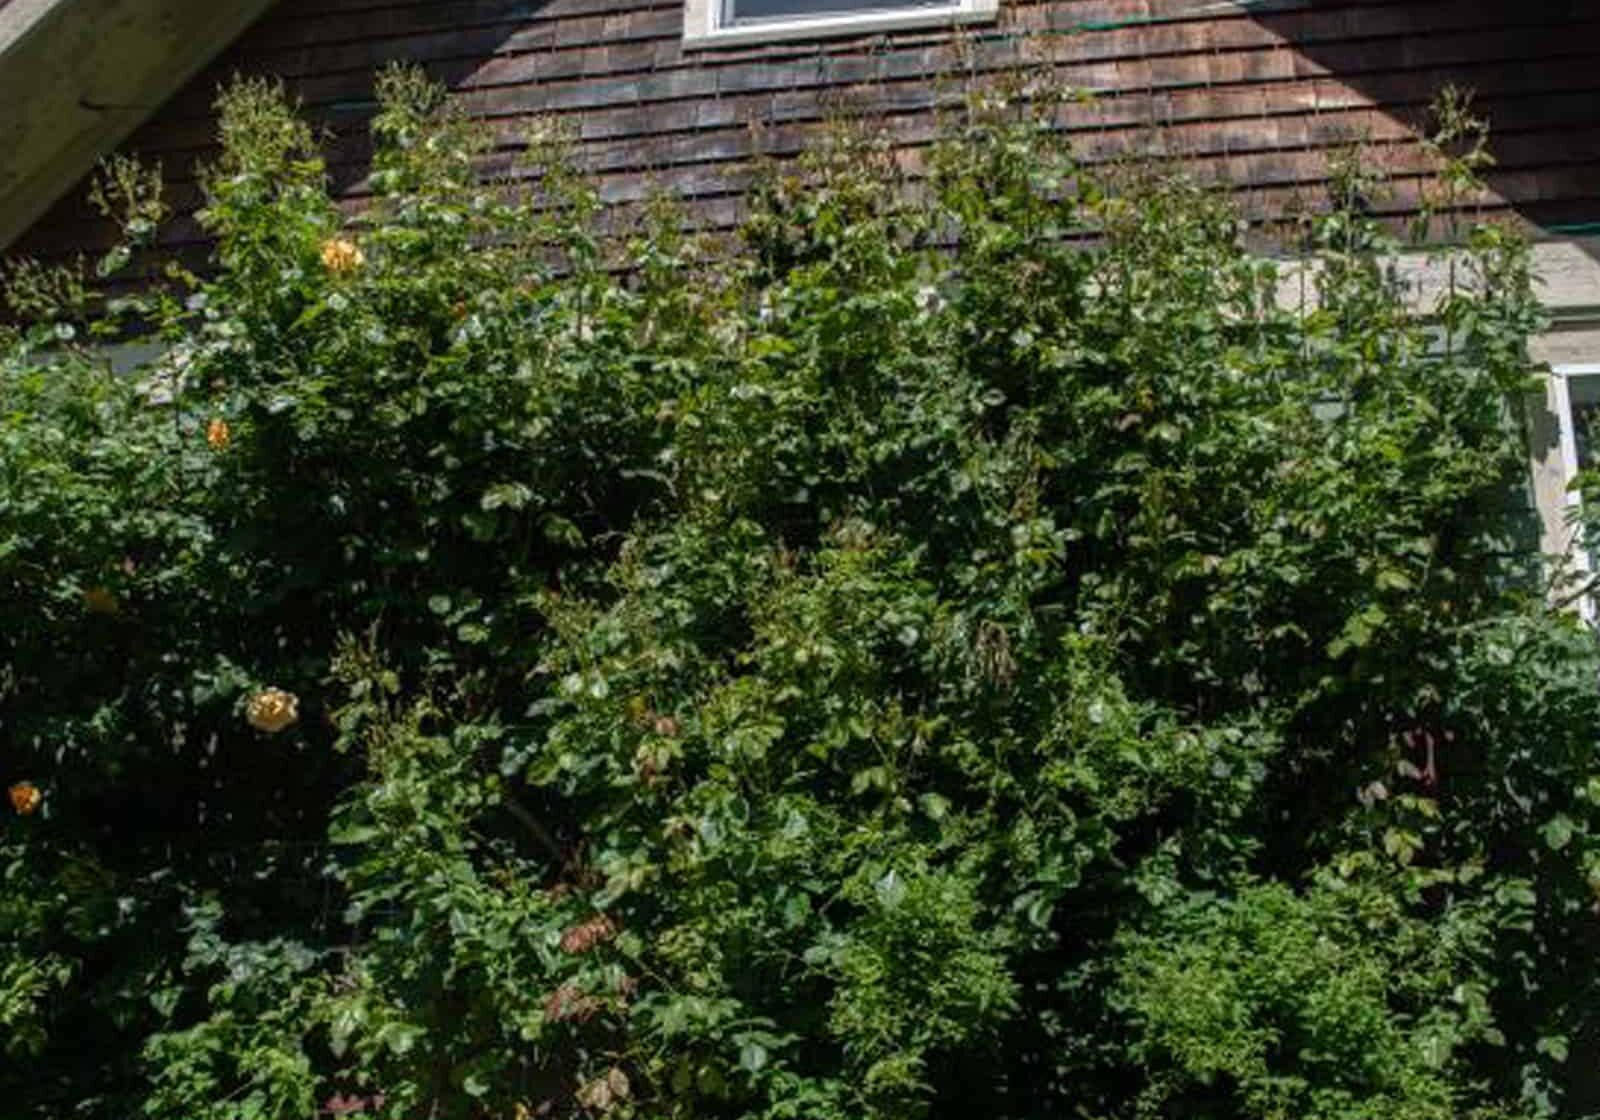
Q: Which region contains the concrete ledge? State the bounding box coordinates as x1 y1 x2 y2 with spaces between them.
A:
1271 237 1600 322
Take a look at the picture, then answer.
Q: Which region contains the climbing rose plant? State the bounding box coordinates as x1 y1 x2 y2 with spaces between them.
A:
2 67 1597 1120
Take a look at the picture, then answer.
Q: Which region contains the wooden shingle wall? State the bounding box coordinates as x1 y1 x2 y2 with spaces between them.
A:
12 0 1600 270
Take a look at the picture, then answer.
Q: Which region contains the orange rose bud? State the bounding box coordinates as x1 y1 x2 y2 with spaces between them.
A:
9 782 41 816
206 418 231 451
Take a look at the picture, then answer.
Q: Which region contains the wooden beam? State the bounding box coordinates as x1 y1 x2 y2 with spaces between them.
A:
0 0 277 251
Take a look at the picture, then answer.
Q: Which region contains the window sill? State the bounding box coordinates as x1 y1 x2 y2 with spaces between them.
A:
682 0 997 50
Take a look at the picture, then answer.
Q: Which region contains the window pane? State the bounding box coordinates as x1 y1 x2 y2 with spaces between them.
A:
725 0 953 24
1566 374 1600 583
1572 376 1600 471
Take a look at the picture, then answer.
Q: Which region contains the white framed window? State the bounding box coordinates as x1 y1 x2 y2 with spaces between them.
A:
683 0 998 49
1548 363 1600 624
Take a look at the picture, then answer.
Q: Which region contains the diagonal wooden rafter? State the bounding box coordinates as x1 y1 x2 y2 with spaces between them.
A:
0 0 276 250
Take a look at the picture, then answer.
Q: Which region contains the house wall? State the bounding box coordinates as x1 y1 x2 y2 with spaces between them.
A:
10 0 1600 274
9 0 1600 583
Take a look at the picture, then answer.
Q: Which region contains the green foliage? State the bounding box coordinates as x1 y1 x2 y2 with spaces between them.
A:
1120 867 1511 1120
2 67 1597 1120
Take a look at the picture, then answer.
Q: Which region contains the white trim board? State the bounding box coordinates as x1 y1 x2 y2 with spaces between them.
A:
1542 363 1600 622
683 0 998 49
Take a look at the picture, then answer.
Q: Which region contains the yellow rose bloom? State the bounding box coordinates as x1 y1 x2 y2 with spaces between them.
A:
9 782 41 816
320 238 365 274
246 688 300 734
206 418 231 451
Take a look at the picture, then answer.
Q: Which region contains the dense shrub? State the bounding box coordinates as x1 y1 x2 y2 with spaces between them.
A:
2 68 1597 1119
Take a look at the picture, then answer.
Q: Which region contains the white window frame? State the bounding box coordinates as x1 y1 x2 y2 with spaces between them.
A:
1549 363 1600 624
683 0 997 49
